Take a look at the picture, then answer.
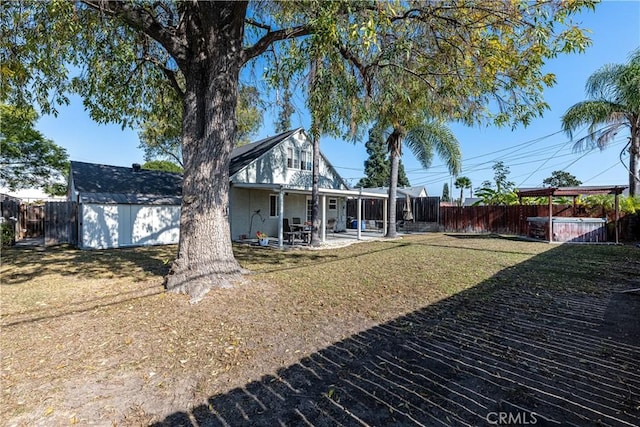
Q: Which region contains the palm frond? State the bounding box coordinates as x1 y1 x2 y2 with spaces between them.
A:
618 50 640 112
454 176 472 189
404 127 434 168
585 63 623 101
405 122 461 175
571 122 627 152
561 100 626 140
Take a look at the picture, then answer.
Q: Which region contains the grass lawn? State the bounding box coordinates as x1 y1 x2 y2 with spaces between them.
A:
1 233 639 425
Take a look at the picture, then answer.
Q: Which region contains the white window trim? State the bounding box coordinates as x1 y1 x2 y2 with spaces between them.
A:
305 196 313 222
269 194 280 218
286 145 312 171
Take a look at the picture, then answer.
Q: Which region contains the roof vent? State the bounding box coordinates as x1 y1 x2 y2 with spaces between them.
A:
132 163 141 171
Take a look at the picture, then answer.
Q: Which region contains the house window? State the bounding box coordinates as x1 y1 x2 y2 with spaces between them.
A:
306 198 313 222
293 149 300 170
329 198 337 210
286 148 293 168
300 150 312 171
287 147 310 170
269 194 279 217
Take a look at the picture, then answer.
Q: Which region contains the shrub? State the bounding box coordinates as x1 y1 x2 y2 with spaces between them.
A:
1 222 15 247
580 195 640 215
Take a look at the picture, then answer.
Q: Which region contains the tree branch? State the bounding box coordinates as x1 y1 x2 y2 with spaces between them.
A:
140 53 185 98
337 45 367 79
81 1 187 69
245 18 271 32
377 62 437 92
241 24 311 65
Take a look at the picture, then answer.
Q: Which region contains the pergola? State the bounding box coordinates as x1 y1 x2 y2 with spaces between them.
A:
516 186 627 244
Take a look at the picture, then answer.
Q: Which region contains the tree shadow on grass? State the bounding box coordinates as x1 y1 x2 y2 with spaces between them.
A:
2 240 406 285
1 245 177 285
235 240 411 275
152 244 640 427
445 233 531 242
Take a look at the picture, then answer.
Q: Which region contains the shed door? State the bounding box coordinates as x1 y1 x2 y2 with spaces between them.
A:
130 205 180 246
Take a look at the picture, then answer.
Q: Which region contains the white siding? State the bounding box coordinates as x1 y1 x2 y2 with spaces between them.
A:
231 131 346 190
229 188 311 239
130 205 180 246
81 203 180 249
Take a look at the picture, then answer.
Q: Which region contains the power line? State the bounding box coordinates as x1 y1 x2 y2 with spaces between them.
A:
583 160 625 183
411 137 628 188
516 138 574 187
407 128 590 176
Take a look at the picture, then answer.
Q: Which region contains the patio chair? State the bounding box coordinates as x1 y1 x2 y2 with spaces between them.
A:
292 217 311 243
283 218 299 244
327 218 336 233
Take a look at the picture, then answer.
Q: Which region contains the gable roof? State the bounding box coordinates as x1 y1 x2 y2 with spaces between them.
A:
229 128 300 176
70 127 350 203
230 128 350 190
70 161 182 204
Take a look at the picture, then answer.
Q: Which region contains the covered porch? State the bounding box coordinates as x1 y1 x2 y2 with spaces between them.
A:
229 183 389 248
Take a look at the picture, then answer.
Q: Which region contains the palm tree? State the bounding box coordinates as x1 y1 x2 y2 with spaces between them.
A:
561 49 640 196
384 121 461 237
454 176 472 206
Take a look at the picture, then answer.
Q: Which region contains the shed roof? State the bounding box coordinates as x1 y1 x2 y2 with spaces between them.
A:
517 186 627 198
71 161 182 204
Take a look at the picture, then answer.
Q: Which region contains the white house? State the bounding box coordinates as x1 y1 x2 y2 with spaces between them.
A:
69 128 387 249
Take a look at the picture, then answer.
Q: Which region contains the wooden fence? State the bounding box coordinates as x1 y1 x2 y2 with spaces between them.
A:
20 204 45 238
1 198 20 221
1 198 46 239
45 201 78 246
439 205 575 236
440 204 639 242
345 198 639 241
347 197 440 222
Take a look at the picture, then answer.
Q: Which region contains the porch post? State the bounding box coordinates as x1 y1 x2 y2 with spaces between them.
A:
357 189 362 240
321 194 327 242
278 187 285 248
548 195 553 243
383 197 388 235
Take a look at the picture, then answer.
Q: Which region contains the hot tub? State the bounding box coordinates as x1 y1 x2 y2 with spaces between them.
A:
526 217 607 243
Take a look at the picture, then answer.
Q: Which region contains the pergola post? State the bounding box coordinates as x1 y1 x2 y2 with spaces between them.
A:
614 192 620 244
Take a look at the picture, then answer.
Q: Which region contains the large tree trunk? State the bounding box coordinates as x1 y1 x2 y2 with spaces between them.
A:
385 129 402 238
164 3 247 301
629 121 639 197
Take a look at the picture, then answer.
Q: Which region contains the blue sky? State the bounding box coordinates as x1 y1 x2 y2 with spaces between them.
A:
35 1 640 197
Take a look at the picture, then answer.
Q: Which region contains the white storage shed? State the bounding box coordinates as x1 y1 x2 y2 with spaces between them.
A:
69 161 182 249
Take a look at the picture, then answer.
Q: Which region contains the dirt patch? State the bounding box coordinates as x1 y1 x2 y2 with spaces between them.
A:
1 235 639 425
